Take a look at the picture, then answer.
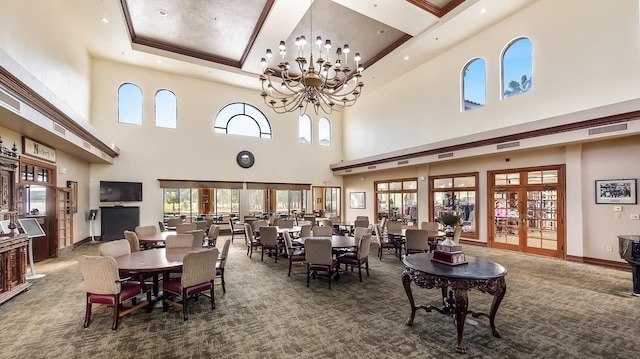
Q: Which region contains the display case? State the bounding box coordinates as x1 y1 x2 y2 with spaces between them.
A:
0 136 30 305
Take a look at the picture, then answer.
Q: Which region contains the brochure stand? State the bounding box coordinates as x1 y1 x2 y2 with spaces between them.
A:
87 209 98 242
17 218 47 280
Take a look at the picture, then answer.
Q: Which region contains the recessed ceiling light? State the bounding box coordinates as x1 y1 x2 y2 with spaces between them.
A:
480 8 487 14
101 17 109 23
404 56 409 60
158 9 168 17
156 59 162 64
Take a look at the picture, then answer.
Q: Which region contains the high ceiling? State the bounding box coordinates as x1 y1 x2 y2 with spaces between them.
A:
72 0 537 91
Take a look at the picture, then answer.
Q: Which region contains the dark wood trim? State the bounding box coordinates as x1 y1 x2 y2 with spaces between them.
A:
406 0 466 17
0 67 119 158
567 255 631 271
332 111 640 172
246 182 311 190
240 0 276 66
158 179 244 189
460 239 486 247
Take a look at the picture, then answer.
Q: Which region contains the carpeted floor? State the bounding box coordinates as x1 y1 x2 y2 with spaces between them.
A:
0 236 638 359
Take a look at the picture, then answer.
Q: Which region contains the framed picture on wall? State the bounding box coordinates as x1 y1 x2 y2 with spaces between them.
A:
595 179 637 204
350 192 366 209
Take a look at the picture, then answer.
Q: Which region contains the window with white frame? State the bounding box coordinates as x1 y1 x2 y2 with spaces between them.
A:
298 114 311 144
155 89 177 129
118 83 143 125
214 102 272 138
462 58 486 111
318 117 331 146
502 37 533 99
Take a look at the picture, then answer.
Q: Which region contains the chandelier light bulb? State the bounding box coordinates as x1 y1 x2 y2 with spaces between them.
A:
324 39 332 49
353 52 361 62
279 41 286 50
266 49 272 58
260 57 267 68
316 36 322 46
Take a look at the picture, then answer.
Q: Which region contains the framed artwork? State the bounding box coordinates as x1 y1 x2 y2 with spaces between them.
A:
595 179 637 204
350 192 366 209
67 181 78 213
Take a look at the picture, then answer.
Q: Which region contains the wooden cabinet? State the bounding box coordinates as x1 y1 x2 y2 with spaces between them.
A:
0 234 30 305
100 206 140 241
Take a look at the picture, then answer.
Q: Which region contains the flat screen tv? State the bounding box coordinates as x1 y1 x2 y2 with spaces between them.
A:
100 181 143 202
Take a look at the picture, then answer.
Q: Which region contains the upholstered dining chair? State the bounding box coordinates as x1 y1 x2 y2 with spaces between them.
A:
162 248 219 321
244 223 262 258
98 239 130 258
158 221 167 232
165 234 197 248
135 225 157 239
299 224 312 239
373 224 398 260
278 219 294 229
229 218 245 243
304 238 339 289
452 226 463 245
421 221 440 251
194 221 208 231
123 230 141 253
312 225 333 237
206 224 220 247
251 219 268 233
283 230 305 277
175 223 197 234
260 226 284 262
337 233 372 282
78 255 151 330
166 217 183 228
319 219 333 228
405 229 430 256
184 229 205 247
215 238 231 293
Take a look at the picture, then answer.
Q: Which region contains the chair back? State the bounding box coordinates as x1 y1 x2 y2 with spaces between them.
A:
166 218 183 227
304 215 316 224
176 223 197 234
387 220 402 232
329 216 340 225
357 234 372 259
165 234 197 248
405 229 429 251
185 229 205 247
421 221 439 236
452 226 462 244
217 238 232 269
195 221 208 231
373 224 384 246
304 238 333 266
283 231 294 256
244 223 255 244
204 218 214 228
181 248 218 288
207 224 220 240
135 225 157 239
278 219 294 229
158 221 167 232
252 220 268 232
98 239 131 257
312 225 333 237
259 226 278 246
123 230 141 253
379 217 387 232
355 215 369 222
354 226 370 241
319 219 333 227
300 224 312 238
78 255 121 295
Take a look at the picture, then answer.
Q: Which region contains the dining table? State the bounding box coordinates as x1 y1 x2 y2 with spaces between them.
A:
296 235 358 249
137 231 176 248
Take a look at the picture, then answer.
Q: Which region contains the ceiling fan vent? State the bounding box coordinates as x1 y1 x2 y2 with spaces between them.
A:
53 123 66 135
397 160 408 165
83 141 91 149
0 89 20 111
368 165 377 170
496 141 520 150
438 152 454 159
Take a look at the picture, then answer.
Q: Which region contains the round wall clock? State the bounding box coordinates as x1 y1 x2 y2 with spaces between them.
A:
236 150 255 168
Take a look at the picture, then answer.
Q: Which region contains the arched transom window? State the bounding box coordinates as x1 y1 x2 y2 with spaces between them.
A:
214 102 272 138
502 37 533 99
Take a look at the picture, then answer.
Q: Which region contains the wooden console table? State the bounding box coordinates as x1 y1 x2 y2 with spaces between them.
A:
0 234 30 305
402 252 507 353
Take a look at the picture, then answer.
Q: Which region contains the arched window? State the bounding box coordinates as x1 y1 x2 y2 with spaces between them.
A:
118 83 142 125
214 103 272 138
155 89 177 129
501 37 533 99
319 117 331 146
462 58 486 111
298 114 312 144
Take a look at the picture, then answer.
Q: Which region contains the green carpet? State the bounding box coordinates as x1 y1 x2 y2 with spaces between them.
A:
0 236 638 358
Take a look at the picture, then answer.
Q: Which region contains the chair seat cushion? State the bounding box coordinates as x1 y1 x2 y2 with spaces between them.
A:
89 281 142 304
163 278 212 296
289 252 306 261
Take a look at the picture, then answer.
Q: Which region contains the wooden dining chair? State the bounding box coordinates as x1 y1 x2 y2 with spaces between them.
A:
229 218 245 243
244 223 262 258
374 224 399 260
184 229 205 247
260 226 284 262
312 225 333 237
163 248 218 321
78 255 151 330
158 221 167 232
123 230 141 253
165 234 197 248
337 234 372 282
405 229 430 256
283 231 305 277
206 224 220 247
166 218 183 228
215 238 231 293
175 223 197 234
98 239 130 258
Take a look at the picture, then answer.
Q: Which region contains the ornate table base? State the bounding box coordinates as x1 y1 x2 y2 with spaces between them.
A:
402 267 507 353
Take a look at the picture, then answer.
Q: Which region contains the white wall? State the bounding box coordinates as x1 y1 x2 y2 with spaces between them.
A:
90 59 344 227
0 1 92 120
343 0 640 159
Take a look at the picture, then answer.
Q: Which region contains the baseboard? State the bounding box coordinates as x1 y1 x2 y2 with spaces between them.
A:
460 239 487 247
567 255 630 271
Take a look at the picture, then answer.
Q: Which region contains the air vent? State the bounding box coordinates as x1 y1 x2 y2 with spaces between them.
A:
345 169 352 173
588 123 627 136
496 141 520 150
397 160 408 166
368 165 377 170
438 152 454 159
53 123 66 135
0 89 20 111
83 141 91 149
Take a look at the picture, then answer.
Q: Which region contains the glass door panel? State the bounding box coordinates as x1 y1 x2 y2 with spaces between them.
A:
525 189 558 252
493 189 521 249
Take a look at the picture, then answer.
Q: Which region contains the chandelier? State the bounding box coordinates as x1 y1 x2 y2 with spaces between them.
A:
259 3 364 115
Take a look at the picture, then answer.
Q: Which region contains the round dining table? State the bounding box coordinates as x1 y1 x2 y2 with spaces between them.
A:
296 235 357 249
115 247 209 272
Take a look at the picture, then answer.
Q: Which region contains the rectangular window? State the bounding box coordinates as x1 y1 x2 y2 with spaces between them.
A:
430 173 479 239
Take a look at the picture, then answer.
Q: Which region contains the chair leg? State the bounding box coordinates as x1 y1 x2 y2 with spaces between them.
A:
358 263 363 282
182 288 188 321
221 270 226 294
378 247 382 260
261 247 265 261
210 281 216 310
163 289 168 312
112 294 121 330
84 295 92 328
306 264 310 287
288 259 292 277
365 261 370 277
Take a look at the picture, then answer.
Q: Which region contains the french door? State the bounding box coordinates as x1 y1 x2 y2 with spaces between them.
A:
489 166 565 258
